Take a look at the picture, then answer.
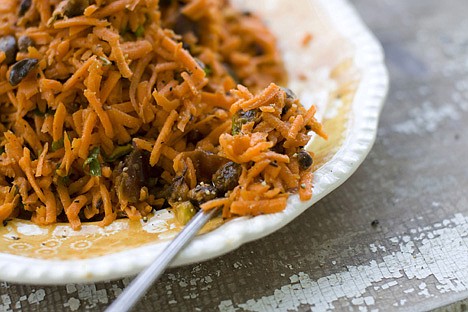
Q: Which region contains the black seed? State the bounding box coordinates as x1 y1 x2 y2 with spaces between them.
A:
182 41 191 51
281 87 297 100
371 219 379 227
9 58 39 86
253 43 264 56
297 150 313 170
19 0 32 16
18 36 34 52
0 36 18 65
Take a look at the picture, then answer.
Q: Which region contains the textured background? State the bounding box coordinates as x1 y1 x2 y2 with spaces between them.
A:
2 0 468 311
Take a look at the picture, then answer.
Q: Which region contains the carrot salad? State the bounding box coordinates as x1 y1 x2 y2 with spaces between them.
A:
0 0 326 230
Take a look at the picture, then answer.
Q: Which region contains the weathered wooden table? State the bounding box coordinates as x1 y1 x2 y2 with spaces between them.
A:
2 0 468 311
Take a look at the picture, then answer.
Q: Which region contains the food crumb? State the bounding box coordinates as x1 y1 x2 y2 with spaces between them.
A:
302 32 313 46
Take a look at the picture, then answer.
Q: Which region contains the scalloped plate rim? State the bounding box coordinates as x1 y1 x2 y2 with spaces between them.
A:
0 0 388 284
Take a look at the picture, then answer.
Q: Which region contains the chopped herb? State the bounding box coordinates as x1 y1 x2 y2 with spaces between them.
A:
99 56 112 66
0 146 5 155
135 25 145 37
83 147 101 176
203 64 212 76
193 57 212 76
232 109 259 135
51 138 64 151
57 175 71 186
105 144 133 162
174 201 197 225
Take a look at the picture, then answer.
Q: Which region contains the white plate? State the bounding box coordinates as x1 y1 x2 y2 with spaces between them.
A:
0 0 388 284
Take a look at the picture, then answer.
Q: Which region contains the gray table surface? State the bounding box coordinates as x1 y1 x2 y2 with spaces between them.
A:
2 0 468 311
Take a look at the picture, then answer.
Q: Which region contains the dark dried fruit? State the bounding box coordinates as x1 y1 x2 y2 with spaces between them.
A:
173 13 200 37
252 43 264 56
178 151 229 182
0 36 18 65
297 150 313 170
9 58 38 86
169 175 189 202
67 0 89 17
185 129 203 144
213 162 242 194
114 149 150 204
18 36 34 52
188 183 217 205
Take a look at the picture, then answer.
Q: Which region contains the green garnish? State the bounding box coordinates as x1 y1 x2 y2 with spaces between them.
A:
57 175 71 186
83 147 102 177
174 201 197 225
105 144 133 162
194 58 212 76
0 146 5 155
51 138 64 152
203 64 212 76
99 56 112 66
135 25 145 37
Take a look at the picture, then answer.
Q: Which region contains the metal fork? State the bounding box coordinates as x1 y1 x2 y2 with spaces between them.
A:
105 207 220 312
